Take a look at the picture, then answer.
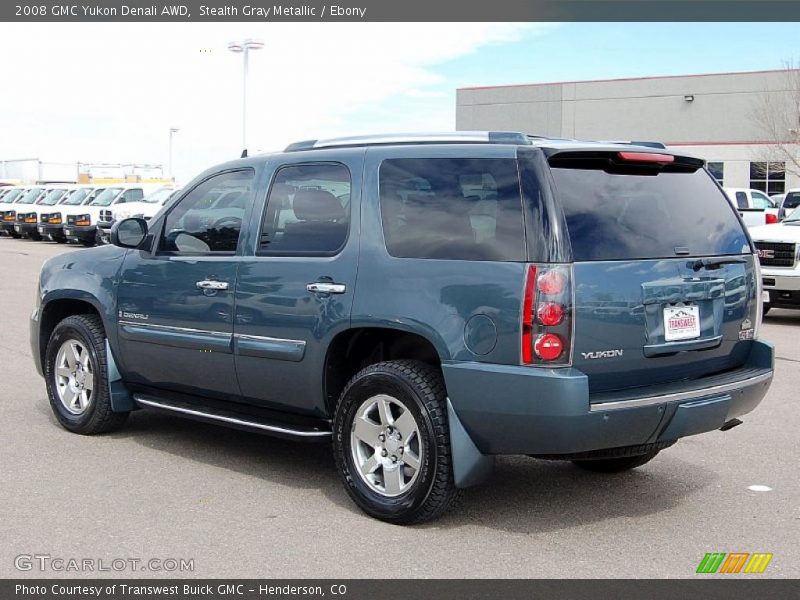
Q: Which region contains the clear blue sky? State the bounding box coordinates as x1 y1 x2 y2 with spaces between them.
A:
445 23 799 89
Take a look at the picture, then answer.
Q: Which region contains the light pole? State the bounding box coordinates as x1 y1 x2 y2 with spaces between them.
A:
168 127 179 181
228 38 264 154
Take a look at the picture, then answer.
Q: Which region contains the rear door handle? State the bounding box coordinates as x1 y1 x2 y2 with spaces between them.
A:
196 280 229 291
306 282 346 294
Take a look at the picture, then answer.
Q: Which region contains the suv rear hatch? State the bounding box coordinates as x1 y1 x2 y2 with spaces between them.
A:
545 149 758 397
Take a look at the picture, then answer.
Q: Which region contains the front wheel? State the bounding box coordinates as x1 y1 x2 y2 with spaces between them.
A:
762 304 771 316
44 314 128 434
333 360 459 524
572 450 660 473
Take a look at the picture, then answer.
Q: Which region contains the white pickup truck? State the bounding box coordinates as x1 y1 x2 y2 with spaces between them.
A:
750 209 800 314
724 187 780 228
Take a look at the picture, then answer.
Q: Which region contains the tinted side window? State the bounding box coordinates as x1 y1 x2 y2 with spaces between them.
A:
551 168 749 261
379 158 526 261
735 192 748 209
259 163 350 255
160 169 253 254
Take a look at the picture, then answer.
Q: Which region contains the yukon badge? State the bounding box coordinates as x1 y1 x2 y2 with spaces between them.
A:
582 349 624 360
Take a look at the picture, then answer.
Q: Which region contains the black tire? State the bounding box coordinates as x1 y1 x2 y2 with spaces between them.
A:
81 238 95 247
762 304 771 316
572 450 660 473
44 314 128 434
333 360 460 524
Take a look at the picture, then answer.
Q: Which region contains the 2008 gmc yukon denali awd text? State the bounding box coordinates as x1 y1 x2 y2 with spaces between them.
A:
30 132 774 524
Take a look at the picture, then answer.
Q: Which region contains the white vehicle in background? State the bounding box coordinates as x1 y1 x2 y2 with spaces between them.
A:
777 189 800 221
36 186 101 243
750 208 800 315
60 184 155 246
98 186 180 243
0 187 30 237
5 186 48 239
724 187 780 228
16 185 73 239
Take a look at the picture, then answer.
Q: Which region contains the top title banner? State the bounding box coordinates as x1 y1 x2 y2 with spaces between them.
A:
4 0 800 22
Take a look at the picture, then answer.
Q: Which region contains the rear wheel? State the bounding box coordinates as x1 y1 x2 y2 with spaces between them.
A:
44 314 128 434
333 360 459 524
572 450 659 473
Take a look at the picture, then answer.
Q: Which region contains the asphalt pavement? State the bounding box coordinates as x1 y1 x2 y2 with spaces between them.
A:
1 237 798 578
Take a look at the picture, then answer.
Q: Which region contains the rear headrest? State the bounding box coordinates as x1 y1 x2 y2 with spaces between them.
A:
293 189 345 222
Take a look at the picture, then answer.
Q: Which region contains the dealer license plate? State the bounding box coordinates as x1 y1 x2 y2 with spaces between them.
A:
762 291 770 303
663 305 701 342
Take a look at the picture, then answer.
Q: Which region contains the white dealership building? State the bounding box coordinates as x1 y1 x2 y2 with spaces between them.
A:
456 69 800 194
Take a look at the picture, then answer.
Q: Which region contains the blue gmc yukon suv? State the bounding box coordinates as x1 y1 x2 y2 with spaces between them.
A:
31 132 774 523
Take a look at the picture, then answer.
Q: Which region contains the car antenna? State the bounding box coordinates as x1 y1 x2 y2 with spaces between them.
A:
240 148 248 158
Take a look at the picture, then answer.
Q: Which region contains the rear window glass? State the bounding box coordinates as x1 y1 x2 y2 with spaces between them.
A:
379 158 526 261
550 167 750 261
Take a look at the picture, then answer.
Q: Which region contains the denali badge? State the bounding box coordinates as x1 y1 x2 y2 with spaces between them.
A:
581 350 624 359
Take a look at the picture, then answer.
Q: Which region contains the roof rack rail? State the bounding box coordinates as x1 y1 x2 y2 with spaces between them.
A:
284 131 531 152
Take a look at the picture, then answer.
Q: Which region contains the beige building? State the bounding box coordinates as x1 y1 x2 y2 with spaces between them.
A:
456 69 800 194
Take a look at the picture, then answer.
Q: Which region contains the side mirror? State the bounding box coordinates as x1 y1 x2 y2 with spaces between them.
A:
111 217 148 249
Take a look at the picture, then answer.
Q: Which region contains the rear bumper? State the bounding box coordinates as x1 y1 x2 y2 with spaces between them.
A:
443 340 774 456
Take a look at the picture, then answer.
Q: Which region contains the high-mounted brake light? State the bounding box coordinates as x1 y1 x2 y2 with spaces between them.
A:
765 213 778 225
617 151 675 164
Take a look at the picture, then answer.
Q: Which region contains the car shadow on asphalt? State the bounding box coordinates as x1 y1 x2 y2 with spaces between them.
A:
87 407 718 533
763 310 800 326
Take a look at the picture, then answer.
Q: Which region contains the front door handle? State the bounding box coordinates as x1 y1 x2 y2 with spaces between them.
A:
196 280 229 291
307 282 346 294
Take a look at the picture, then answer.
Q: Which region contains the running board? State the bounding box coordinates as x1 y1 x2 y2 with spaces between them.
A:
133 395 332 441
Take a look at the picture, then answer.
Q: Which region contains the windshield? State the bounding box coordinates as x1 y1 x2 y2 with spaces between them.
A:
18 188 43 204
783 191 800 210
88 187 122 207
62 188 92 206
142 188 175 204
1 189 23 203
40 189 67 206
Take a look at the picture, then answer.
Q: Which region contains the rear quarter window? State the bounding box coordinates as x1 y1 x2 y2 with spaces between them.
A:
379 158 526 261
550 164 750 261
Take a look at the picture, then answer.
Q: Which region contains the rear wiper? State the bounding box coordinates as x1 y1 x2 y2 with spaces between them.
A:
688 257 747 271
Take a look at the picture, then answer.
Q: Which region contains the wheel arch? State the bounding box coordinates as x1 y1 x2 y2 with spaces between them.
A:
323 326 446 417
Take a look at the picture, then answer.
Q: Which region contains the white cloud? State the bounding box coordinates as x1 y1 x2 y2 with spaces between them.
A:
0 23 545 182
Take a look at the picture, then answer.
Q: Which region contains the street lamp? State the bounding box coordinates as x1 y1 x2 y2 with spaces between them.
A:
228 38 264 154
168 127 179 181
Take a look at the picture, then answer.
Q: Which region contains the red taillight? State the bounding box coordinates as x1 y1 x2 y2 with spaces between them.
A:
537 270 566 295
521 265 537 364
617 151 675 164
522 264 572 365
537 302 564 326
534 333 564 361
766 213 778 225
